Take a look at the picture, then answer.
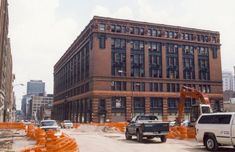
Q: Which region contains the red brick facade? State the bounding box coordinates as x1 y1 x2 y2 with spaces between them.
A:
53 16 223 123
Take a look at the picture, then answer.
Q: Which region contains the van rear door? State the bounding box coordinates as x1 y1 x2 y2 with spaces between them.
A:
231 114 235 145
215 114 232 145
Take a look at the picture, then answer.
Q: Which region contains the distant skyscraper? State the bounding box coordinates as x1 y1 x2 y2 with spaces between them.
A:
27 80 45 95
21 94 32 120
222 71 233 91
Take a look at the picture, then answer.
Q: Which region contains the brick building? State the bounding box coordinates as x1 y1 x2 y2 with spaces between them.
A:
53 16 223 123
0 0 13 122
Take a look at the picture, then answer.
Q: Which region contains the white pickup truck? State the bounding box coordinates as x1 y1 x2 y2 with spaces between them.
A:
195 112 235 151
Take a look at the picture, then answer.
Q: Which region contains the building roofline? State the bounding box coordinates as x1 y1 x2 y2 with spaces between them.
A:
93 16 220 34
54 15 220 70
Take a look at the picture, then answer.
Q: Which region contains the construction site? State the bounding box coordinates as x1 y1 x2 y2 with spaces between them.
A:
0 122 234 152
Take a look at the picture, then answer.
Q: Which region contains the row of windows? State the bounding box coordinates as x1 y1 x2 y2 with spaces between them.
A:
98 23 219 43
111 81 210 93
54 83 89 101
105 38 217 59
107 97 196 113
54 44 90 94
111 50 209 80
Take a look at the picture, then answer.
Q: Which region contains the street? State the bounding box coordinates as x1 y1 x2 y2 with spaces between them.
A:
64 125 235 152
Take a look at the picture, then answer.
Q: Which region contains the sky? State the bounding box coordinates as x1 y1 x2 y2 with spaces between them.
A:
8 0 235 109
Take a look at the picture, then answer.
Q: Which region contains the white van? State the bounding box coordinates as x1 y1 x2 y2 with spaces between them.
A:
195 112 235 151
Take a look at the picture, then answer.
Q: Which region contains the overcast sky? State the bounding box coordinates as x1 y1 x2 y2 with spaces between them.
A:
8 0 235 109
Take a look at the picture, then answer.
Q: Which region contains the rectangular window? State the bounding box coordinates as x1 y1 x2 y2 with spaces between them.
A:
99 99 106 112
150 98 163 108
148 29 152 36
99 35 106 49
112 38 126 49
157 30 161 37
199 47 209 56
174 32 178 38
198 58 210 80
183 45 194 55
169 31 173 38
140 28 144 35
116 25 121 32
131 54 145 77
134 27 139 35
213 47 218 58
167 83 180 92
121 26 126 33
199 85 210 93
166 44 178 54
134 97 145 114
212 37 216 43
111 81 126 91
167 98 178 113
111 25 115 32
150 83 163 92
149 42 162 52
99 24 105 31
132 82 145 91
111 97 126 113
150 97 163 114
152 30 157 36
130 27 134 34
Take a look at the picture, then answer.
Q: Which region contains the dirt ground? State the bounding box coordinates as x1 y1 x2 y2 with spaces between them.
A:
0 129 35 152
63 124 235 152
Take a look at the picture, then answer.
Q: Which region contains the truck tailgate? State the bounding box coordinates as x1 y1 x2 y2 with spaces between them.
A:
143 123 169 132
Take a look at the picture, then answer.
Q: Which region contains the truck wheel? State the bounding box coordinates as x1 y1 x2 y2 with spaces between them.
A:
137 131 143 142
125 130 132 140
205 136 218 151
160 136 167 142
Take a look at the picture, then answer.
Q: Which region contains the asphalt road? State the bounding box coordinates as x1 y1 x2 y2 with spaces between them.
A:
63 125 235 152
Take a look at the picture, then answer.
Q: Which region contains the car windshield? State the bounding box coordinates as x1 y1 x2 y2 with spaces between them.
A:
64 120 71 123
41 121 57 126
138 116 158 120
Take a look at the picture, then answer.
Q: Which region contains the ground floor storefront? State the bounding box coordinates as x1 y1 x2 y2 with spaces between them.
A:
52 91 223 123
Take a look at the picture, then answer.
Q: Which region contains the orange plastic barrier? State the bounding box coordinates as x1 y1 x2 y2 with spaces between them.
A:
35 128 46 146
22 125 79 152
90 122 128 132
104 122 128 132
46 131 78 152
73 123 80 128
0 122 25 129
167 126 196 139
26 124 36 139
21 146 44 152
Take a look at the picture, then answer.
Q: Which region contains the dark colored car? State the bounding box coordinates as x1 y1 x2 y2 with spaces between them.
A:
125 115 169 142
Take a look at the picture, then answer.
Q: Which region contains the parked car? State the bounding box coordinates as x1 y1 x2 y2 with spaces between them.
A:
125 115 169 143
195 112 235 151
39 120 60 131
22 120 31 125
61 120 73 129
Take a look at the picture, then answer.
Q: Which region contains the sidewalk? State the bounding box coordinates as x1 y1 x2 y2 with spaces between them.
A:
0 129 35 152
